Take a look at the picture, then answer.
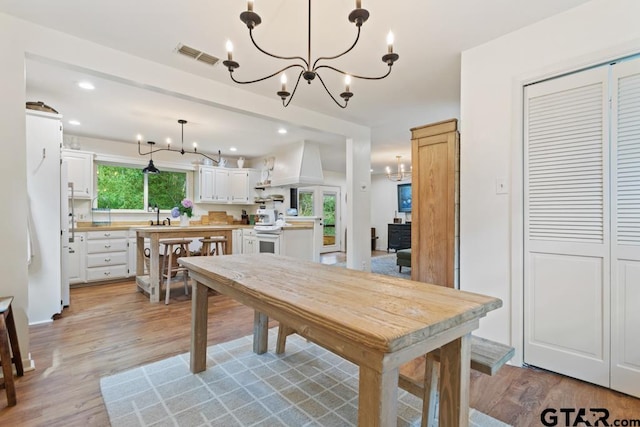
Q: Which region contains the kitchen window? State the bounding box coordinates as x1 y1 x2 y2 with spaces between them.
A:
96 164 187 210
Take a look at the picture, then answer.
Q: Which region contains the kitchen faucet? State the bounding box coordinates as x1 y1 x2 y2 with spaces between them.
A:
149 204 166 226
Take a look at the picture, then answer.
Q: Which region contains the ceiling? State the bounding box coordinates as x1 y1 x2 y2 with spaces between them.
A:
1 0 591 173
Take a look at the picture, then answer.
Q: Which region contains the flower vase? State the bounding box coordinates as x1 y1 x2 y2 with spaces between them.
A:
180 214 190 227
237 157 245 169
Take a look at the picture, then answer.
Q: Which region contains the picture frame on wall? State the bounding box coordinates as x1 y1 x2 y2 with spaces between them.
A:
397 183 411 213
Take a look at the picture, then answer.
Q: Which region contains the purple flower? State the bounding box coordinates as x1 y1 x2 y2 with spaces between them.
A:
171 207 180 218
181 199 193 208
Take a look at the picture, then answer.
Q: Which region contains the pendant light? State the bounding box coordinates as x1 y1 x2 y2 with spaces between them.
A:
142 141 160 174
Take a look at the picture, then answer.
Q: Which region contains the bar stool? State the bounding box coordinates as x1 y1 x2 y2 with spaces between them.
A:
159 239 192 305
199 237 227 256
0 296 24 406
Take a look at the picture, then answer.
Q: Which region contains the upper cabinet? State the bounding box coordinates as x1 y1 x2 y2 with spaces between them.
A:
195 166 259 204
62 149 94 199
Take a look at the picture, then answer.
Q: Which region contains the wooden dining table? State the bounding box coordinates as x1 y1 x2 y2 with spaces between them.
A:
179 254 502 427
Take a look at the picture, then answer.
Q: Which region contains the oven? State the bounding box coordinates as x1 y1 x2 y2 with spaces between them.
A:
255 231 282 255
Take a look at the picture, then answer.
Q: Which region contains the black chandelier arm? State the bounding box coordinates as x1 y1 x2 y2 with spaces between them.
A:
315 72 348 109
138 140 221 164
282 70 305 107
314 63 393 81
311 26 361 70
229 63 306 85
249 28 309 68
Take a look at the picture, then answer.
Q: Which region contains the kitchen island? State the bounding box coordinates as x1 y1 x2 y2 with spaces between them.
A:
134 225 237 303
179 254 502 426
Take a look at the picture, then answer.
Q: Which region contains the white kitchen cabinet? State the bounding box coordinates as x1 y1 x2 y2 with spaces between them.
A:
62 150 94 199
229 170 260 203
232 229 243 254
195 166 215 202
68 232 86 285
281 228 314 261
195 166 259 204
86 230 128 281
242 228 258 254
213 168 229 202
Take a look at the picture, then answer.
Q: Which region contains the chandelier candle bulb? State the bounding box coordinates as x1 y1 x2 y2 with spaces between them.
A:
345 75 351 92
387 31 394 53
247 0 253 12
356 0 361 9
280 73 287 91
226 40 233 61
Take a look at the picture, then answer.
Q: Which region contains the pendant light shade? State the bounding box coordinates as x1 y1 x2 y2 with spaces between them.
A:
142 141 160 174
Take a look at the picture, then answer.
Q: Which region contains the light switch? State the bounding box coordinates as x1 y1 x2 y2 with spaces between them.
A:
496 177 508 194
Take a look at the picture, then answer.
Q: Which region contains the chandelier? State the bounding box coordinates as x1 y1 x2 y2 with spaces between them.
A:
222 0 399 108
386 156 411 181
137 119 221 173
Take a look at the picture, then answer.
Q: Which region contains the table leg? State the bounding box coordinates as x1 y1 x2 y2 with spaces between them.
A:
136 234 144 277
438 333 471 427
149 235 160 303
253 311 268 354
190 280 209 373
358 365 398 427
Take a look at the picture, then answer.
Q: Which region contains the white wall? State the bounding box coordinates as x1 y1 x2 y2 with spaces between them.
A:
371 174 411 251
460 0 640 363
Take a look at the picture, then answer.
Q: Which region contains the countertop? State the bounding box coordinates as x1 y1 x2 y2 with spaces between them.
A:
74 221 313 232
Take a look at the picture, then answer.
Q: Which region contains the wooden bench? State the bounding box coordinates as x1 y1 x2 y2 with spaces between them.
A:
276 326 514 427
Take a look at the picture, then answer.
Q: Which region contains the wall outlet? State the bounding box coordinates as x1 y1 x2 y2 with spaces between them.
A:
496 177 509 194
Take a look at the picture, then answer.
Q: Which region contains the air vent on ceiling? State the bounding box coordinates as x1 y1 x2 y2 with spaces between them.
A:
176 43 219 67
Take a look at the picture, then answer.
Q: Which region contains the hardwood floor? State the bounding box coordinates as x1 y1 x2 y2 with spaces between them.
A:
0 280 638 426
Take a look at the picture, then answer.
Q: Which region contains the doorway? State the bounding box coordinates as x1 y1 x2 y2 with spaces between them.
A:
298 186 341 254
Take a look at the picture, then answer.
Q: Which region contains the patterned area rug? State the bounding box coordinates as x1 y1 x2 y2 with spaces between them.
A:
336 253 411 278
100 330 510 427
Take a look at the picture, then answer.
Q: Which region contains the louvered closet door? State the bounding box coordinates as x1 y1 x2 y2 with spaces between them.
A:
611 59 640 397
524 66 610 387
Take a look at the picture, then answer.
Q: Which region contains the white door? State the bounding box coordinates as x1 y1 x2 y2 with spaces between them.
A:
524 66 611 386
610 59 640 397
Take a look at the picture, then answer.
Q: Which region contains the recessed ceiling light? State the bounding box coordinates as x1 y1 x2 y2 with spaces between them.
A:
278 128 287 134
229 147 237 152
77 81 95 90
68 120 81 126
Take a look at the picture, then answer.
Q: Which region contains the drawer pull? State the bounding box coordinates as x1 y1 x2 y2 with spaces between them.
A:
104 271 111 276
104 244 111 248
104 258 111 262
104 233 111 237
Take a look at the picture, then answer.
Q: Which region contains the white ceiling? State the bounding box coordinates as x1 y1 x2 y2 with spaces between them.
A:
1 0 591 173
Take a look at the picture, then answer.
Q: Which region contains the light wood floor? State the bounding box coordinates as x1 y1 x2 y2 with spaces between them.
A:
1 280 638 426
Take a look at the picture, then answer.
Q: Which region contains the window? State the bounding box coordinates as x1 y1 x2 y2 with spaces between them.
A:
96 164 187 210
298 190 314 216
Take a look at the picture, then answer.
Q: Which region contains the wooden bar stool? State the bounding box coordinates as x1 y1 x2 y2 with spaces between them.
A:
0 297 24 407
199 237 227 256
159 239 192 305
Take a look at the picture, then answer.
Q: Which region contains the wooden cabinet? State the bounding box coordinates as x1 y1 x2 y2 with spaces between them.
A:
410 119 459 288
196 166 259 204
387 223 411 252
85 230 128 281
62 150 93 199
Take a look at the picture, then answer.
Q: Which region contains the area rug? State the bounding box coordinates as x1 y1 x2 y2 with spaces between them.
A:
100 330 510 427
336 253 411 279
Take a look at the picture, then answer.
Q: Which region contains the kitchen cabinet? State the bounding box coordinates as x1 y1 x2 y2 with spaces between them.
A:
196 166 259 204
232 229 243 254
242 229 258 254
62 149 93 199
281 228 313 261
229 170 260 203
68 233 86 284
86 230 128 281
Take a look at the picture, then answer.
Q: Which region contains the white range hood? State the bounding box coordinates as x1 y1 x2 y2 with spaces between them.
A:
269 141 324 187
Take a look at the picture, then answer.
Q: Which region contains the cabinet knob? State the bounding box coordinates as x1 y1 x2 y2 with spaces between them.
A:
105 258 111 262
105 244 111 248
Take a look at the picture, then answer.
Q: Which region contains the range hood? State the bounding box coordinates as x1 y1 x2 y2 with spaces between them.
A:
269 141 324 187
